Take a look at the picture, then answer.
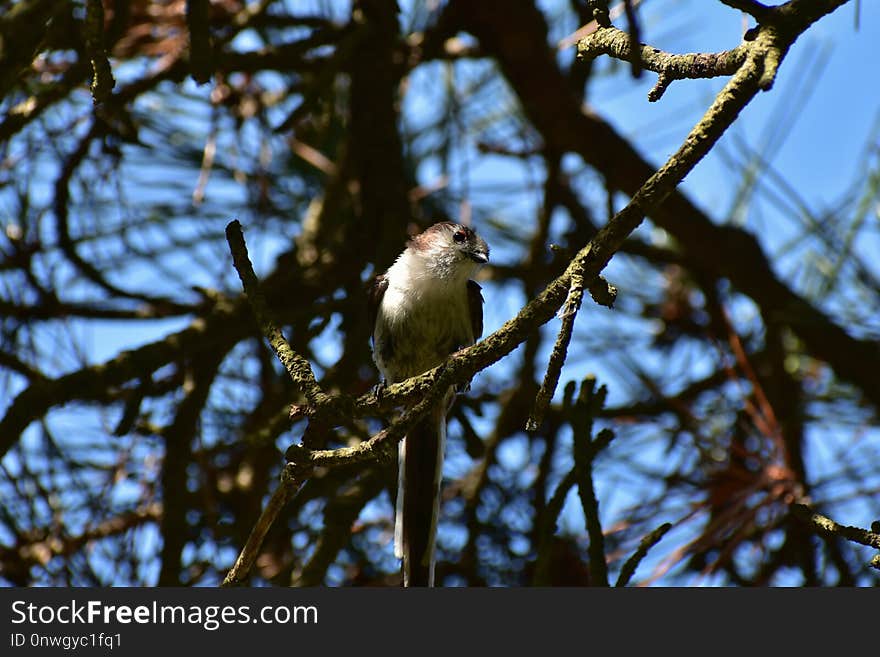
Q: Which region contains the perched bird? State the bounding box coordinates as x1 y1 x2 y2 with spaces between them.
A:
369 222 489 586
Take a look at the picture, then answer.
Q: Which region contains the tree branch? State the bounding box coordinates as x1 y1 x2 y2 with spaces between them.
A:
791 503 880 565
578 25 749 101
225 220 328 410
719 0 774 22
615 522 673 586
84 0 115 102
222 467 306 586
186 0 213 83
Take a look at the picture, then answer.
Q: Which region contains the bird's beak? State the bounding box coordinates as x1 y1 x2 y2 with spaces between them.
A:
468 250 489 264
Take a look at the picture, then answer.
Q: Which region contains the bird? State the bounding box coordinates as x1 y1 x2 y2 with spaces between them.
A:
368 222 489 586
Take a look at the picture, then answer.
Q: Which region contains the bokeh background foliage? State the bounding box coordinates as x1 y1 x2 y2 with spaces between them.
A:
1 0 879 586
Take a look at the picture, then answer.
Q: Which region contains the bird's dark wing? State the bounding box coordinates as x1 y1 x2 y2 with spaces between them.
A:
467 279 484 341
367 274 388 341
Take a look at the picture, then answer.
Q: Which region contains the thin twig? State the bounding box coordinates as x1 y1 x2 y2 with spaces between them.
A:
222 465 306 586
225 220 328 409
623 0 643 78
557 0 645 50
719 0 774 22
588 0 612 26
615 522 673 586
532 469 577 585
526 276 585 431
572 379 611 587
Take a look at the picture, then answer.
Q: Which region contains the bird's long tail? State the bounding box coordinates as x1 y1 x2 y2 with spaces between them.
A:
394 396 449 587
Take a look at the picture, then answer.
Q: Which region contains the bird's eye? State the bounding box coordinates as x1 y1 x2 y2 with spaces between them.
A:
453 230 466 243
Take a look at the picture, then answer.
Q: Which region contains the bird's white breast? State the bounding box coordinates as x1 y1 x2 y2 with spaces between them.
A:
374 250 475 383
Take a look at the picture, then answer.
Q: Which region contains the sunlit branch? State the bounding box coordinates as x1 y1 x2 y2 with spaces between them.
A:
225 220 328 409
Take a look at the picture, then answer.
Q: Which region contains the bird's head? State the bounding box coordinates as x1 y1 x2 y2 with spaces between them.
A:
408 222 490 281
